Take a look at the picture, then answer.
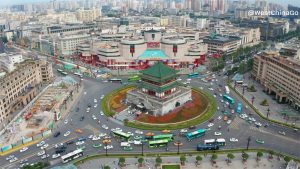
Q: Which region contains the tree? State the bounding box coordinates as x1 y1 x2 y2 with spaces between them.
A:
242 152 249 162
104 166 111 169
196 155 202 165
119 157 125 167
138 157 144 167
227 153 235 163
268 150 275 159
257 151 263 161
123 118 129 125
260 99 269 106
155 156 162 167
1 36 8 43
284 156 291 164
180 155 186 165
211 153 218 162
238 63 246 74
248 85 257 92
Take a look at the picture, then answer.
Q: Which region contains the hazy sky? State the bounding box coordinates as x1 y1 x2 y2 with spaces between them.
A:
1 0 300 8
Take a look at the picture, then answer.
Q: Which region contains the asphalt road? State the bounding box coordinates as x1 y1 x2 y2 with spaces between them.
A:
1 63 300 169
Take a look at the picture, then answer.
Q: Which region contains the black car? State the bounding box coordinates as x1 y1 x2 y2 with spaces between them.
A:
55 149 65 154
57 146 67 150
80 116 84 121
188 125 196 129
66 140 74 145
54 132 61 137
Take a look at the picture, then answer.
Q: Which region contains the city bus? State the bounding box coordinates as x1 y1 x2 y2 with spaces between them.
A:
108 78 122 83
204 139 216 145
223 94 235 105
197 144 219 151
215 138 226 146
128 75 141 82
74 72 83 77
57 69 63 72
148 139 169 148
61 149 83 163
236 102 242 114
61 72 68 76
225 86 230 94
147 134 174 141
188 72 199 78
112 130 131 141
186 129 206 141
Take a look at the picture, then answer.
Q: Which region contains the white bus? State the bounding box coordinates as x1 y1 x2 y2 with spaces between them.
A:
120 142 130 147
216 138 226 146
204 139 216 145
74 72 83 77
61 149 83 163
225 86 230 94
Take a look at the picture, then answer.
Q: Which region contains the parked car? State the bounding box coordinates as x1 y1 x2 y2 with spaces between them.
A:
54 132 61 137
52 154 61 159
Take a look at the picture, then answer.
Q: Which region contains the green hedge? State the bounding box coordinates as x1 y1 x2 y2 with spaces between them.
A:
101 85 136 117
228 82 300 130
125 88 217 130
73 148 300 166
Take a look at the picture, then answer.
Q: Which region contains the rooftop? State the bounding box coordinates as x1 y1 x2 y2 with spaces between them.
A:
203 35 240 43
139 49 168 60
140 61 178 81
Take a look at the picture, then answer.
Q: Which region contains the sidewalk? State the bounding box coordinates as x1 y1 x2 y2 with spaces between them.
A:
76 152 289 169
231 73 300 128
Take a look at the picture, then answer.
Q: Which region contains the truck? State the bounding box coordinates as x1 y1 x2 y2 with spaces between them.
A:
225 86 230 94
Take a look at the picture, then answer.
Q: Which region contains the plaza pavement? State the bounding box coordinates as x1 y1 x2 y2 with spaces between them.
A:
77 152 290 169
231 73 300 128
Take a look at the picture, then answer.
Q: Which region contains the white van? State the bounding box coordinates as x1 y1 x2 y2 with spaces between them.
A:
120 142 130 147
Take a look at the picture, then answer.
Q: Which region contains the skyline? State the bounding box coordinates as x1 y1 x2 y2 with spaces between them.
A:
1 0 300 8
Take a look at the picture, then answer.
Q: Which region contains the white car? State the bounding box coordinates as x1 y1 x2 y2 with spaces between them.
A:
134 140 142 145
55 143 63 148
104 145 113 149
217 106 220 110
207 123 214 127
88 135 94 139
115 128 122 131
94 104 97 108
75 141 85 146
278 131 286 136
100 95 105 99
94 99 97 103
221 100 224 103
214 132 222 136
217 116 222 120
227 120 232 124
208 88 214 91
135 130 143 135
92 136 101 141
199 87 203 90
100 111 104 115
99 133 107 137
37 150 45 156
230 138 238 142
64 119 68 124
255 122 262 127
219 94 222 97
213 95 217 98
20 147 28 152
127 132 134 136
180 129 188 133
36 141 45 147
52 154 61 159
92 115 97 120
41 154 49 159
20 162 29 167
9 157 18 163
102 125 108 130
64 131 71 137
177 78 182 81
41 144 49 149
250 118 256 122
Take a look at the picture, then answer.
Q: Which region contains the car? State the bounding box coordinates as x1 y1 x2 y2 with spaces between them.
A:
20 147 28 152
92 136 101 141
256 139 264 144
134 135 143 140
207 123 214 127
100 95 105 99
20 162 29 168
37 141 45 147
135 130 143 135
208 88 214 91
230 138 238 142
77 146 86 150
180 129 188 133
55 143 64 148
133 140 142 145
208 119 214 123
55 149 65 154
80 116 84 121
115 127 122 131
76 141 85 145
9 157 18 163
19 159 28 164
213 95 217 98
104 145 113 149
217 106 220 110
54 132 61 137
188 126 196 129
64 131 71 137
41 154 49 159
227 120 232 124
255 122 262 127
123 146 133 151
56 145 67 150
217 116 222 120
52 154 61 159
78 137 87 141
104 135 111 139
127 132 134 136
66 140 74 145
92 114 97 120
94 104 97 108
278 131 286 136
94 99 97 103
214 132 222 136
40 144 49 149
64 119 68 124
100 111 104 115
102 125 108 130
177 78 182 81
99 133 107 137
93 143 102 148
37 150 45 156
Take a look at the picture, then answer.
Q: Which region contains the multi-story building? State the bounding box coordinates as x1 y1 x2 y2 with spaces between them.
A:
0 59 53 127
252 51 300 110
76 8 101 22
203 35 241 54
0 53 24 72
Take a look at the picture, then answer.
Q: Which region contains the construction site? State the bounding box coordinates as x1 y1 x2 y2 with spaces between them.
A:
0 78 77 150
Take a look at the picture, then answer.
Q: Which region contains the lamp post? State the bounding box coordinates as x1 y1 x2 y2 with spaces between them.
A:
242 86 246 95
267 107 270 119
141 141 144 156
174 141 182 154
103 139 110 156
251 96 255 105
246 136 251 150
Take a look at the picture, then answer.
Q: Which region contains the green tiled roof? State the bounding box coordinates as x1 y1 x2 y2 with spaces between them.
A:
140 81 178 93
140 62 178 82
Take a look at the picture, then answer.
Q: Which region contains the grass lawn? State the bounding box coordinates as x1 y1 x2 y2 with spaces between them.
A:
162 164 181 169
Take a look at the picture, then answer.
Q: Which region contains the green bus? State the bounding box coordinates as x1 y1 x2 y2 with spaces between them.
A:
112 130 131 141
147 134 174 141
186 129 206 141
128 75 141 82
148 139 169 148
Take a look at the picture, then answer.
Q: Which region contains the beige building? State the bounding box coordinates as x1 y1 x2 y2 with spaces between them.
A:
0 59 54 126
76 8 100 22
252 51 300 110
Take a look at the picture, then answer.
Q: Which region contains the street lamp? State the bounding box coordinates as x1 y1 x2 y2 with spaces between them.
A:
246 136 251 150
174 141 182 154
242 86 246 95
141 141 144 156
267 107 270 119
251 96 255 105
103 139 110 156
